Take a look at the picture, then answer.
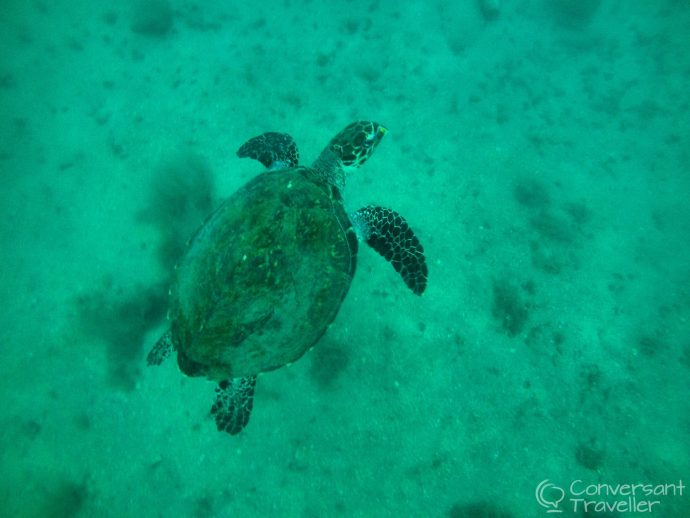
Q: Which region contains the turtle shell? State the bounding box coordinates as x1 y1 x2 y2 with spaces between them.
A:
169 167 358 381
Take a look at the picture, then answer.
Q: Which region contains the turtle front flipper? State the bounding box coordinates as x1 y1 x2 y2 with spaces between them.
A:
147 330 174 366
211 376 257 435
352 206 428 295
237 132 299 169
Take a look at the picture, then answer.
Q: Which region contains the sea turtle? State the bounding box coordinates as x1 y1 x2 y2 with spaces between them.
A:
147 121 428 435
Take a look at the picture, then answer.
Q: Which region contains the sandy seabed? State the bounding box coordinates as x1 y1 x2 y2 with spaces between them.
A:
1 1 689 516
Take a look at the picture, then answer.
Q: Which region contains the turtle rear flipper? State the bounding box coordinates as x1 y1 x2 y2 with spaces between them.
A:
147 330 174 366
352 206 428 295
211 376 257 435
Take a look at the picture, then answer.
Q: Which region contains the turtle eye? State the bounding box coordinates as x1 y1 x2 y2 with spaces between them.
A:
362 132 376 148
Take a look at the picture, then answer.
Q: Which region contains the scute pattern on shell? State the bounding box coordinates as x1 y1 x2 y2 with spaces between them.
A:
169 167 357 381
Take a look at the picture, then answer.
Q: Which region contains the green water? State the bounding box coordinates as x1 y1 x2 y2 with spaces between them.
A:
1 0 688 516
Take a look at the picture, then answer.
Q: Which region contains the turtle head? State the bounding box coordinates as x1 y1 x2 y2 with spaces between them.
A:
326 121 387 170
312 121 387 190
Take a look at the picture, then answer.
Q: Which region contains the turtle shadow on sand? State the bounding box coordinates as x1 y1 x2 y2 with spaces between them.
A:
137 152 215 272
75 278 168 391
74 152 215 391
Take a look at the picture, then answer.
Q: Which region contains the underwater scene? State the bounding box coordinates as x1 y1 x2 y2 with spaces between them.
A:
1 0 689 516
